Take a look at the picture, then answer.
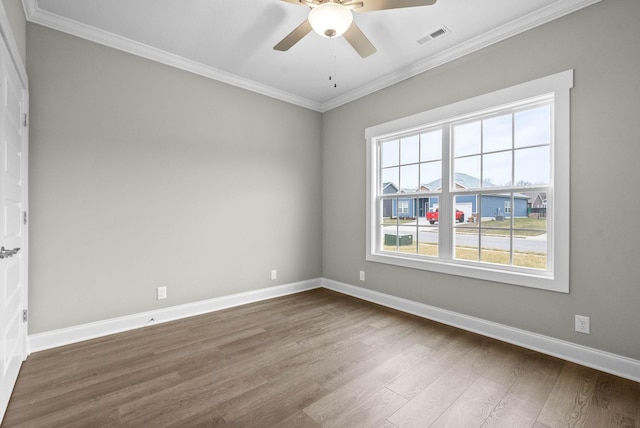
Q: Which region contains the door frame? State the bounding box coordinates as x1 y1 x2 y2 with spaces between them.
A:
0 2 29 423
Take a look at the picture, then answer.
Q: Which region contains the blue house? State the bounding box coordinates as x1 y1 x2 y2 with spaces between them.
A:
478 194 528 219
382 182 421 219
384 173 528 220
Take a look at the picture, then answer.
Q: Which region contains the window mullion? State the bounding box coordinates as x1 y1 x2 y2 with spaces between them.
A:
439 126 452 259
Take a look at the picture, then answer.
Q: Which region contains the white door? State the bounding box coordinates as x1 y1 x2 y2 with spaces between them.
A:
455 202 473 222
0 29 27 422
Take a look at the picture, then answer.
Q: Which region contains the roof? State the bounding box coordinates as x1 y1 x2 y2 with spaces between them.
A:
386 175 531 199
423 173 497 191
520 191 548 202
382 182 398 194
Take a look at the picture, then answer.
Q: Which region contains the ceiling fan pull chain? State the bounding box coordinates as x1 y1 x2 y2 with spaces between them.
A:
328 46 338 88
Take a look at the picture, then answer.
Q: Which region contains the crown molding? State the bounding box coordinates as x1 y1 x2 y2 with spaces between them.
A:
1 1 27 86
22 0 322 111
22 0 36 18
319 0 602 111
23 0 600 113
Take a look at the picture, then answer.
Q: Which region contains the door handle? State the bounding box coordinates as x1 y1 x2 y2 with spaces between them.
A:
0 246 20 259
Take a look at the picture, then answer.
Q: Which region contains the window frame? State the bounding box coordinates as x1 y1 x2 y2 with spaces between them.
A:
365 70 572 293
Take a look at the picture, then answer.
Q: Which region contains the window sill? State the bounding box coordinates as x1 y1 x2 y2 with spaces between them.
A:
366 251 568 293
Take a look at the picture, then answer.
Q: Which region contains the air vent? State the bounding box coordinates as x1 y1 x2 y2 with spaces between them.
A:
417 26 450 45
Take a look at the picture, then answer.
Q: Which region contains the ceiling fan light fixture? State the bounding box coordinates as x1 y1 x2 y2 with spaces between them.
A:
308 2 353 38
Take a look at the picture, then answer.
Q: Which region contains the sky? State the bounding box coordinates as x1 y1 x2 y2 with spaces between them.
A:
381 104 551 191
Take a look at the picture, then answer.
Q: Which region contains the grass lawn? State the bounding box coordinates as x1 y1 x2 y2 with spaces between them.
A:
383 241 547 270
383 218 417 225
456 246 547 269
457 217 547 237
382 216 547 269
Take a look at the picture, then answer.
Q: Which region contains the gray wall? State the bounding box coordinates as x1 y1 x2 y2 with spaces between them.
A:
27 24 322 333
2 0 25 65
24 0 640 362
322 0 640 361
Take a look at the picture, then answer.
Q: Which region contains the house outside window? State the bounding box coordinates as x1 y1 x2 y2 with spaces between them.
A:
365 70 572 292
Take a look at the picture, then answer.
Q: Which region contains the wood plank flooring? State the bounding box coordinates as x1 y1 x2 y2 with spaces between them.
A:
3 288 639 427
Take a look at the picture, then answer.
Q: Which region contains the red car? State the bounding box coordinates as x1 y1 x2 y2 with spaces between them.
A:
426 208 465 224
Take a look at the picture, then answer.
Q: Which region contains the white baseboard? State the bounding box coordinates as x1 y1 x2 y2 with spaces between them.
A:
28 276 640 383
28 278 322 353
321 278 640 383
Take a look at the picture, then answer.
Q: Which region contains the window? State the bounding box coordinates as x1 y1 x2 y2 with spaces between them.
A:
365 70 572 292
398 201 409 215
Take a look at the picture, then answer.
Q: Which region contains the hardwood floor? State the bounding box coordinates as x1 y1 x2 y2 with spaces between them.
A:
3 288 639 427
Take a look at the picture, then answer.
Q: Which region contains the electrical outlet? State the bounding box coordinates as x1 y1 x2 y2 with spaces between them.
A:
359 270 365 281
575 315 590 334
157 286 167 300
271 269 277 280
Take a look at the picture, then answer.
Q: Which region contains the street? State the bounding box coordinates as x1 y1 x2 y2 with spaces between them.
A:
384 224 547 253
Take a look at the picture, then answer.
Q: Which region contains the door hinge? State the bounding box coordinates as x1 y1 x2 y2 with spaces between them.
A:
23 113 28 127
22 309 28 323
23 211 27 225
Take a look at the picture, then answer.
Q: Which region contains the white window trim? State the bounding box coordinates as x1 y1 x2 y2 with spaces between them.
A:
365 70 572 293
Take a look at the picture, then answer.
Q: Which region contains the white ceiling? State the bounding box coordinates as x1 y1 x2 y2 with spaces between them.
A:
24 0 598 112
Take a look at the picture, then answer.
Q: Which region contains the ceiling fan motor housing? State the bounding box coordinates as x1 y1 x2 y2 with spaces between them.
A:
308 2 353 38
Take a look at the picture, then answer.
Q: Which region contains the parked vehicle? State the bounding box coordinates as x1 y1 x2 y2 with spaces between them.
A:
426 208 465 224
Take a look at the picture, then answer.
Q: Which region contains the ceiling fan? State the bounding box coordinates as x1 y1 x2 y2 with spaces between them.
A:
274 0 437 58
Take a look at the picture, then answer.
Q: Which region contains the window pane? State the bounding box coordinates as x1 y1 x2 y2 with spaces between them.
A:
452 195 469 224
383 199 418 253
514 199 548 269
382 198 400 251
398 223 418 254
513 230 547 270
453 156 481 188
481 229 511 266
454 195 475 256
479 193 512 225
421 129 442 162
514 146 550 186
381 198 394 220
418 225 438 257
427 196 439 212
382 167 399 193
400 135 419 165
382 221 399 251
479 193 512 265
483 114 512 152
483 151 512 187
381 139 399 168
455 228 479 262
380 195 395 250
453 121 481 157
515 105 551 148
425 196 440 224
400 164 419 191
420 161 441 189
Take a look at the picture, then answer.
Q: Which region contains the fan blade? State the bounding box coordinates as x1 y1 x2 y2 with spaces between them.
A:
354 0 437 12
343 22 376 58
274 20 313 51
280 0 320 6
